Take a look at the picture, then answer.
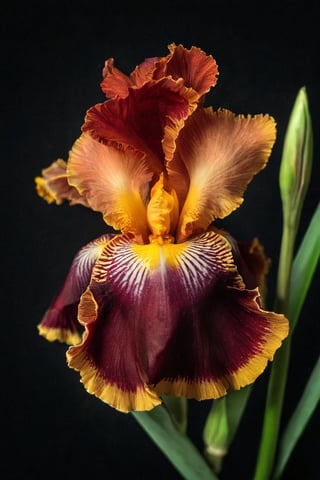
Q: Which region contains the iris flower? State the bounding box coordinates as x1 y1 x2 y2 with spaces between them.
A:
36 44 289 413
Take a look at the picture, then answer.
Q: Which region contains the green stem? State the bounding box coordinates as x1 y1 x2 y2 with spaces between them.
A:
253 222 296 480
274 221 297 314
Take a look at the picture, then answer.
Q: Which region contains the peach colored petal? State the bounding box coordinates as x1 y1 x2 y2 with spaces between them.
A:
101 56 162 99
172 108 276 242
67 133 152 241
130 56 161 87
165 43 219 96
35 159 89 207
100 58 134 99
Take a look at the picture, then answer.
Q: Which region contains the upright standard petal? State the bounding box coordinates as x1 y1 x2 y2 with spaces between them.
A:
100 43 219 101
67 133 152 241
101 56 160 98
67 231 288 412
100 58 134 99
83 77 199 164
170 108 277 241
38 235 112 344
156 43 219 97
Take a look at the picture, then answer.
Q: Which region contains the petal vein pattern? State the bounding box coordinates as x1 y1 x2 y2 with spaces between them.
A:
92 232 237 302
38 234 112 344
67 231 288 412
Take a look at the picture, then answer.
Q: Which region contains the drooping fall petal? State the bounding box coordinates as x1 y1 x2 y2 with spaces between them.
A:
170 108 276 241
215 227 271 298
66 231 288 412
153 285 288 400
38 235 112 344
235 237 271 304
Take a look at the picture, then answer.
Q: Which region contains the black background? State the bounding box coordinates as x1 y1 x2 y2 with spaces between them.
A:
3 1 320 479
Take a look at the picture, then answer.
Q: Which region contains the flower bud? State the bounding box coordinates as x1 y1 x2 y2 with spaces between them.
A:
279 87 313 227
203 397 229 473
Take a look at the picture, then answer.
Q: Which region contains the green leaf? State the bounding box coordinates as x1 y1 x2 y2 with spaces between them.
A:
271 201 320 478
225 385 252 446
273 355 320 479
132 405 218 480
288 201 320 331
253 87 314 480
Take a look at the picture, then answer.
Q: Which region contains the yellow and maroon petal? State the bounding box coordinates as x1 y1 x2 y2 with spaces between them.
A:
35 159 89 207
83 77 199 164
154 286 288 400
67 133 152 240
171 107 276 241
67 283 163 412
38 234 112 345
67 231 237 412
66 231 287 412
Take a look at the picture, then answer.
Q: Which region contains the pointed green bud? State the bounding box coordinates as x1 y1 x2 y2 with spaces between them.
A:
203 397 229 473
203 387 252 473
279 87 313 229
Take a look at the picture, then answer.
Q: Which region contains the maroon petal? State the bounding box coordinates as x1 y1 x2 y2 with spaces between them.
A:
83 77 198 165
67 231 288 411
38 234 113 344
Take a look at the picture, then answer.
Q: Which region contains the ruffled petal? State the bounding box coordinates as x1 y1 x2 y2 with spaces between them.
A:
35 159 89 207
130 56 162 86
100 43 218 101
156 43 219 97
66 231 288 412
233 236 271 304
67 231 237 412
154 286 288 400
67 133 152 240
83 77 199 164
171 108 276 241
67 283 163 412
38 235 112 344
67 234 168 412
214 227 271 299
100 58 134 99
101 56 161 98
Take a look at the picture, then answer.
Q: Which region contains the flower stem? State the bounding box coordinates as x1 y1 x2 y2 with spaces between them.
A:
274 221 296 314
253 222 296 480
